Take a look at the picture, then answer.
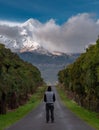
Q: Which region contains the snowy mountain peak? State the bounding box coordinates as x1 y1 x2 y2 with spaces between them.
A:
0 19 42 53
0 19 64 55
22 18 41 28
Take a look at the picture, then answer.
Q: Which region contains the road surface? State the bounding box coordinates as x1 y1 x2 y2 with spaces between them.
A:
5 86 96 130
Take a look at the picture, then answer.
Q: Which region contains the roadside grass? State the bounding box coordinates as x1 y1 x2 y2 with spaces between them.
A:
57 86 99 130
0 85 46 130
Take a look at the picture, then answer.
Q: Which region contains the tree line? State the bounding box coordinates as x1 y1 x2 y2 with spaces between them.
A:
58 38 99 112
0 44 44 114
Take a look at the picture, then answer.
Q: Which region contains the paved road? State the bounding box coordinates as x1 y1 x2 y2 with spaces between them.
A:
5 86 96 130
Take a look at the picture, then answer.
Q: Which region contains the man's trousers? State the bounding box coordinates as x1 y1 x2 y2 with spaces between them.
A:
46 103 54 122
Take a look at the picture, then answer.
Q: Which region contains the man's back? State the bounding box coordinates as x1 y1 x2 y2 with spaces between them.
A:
45 91 55 103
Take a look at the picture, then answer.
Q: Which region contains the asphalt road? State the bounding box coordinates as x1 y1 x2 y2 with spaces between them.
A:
5 86 96 130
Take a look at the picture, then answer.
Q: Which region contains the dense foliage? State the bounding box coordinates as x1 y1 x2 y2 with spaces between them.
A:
0 44 43 114
58 39 99 112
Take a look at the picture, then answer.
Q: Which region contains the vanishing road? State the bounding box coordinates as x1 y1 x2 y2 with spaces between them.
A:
5 86 96 130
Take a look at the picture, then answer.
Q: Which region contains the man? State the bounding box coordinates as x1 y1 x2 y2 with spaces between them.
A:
44 86 56 123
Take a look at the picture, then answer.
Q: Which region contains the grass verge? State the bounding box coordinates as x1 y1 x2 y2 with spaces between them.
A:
0 85 46 130
57 86 99 130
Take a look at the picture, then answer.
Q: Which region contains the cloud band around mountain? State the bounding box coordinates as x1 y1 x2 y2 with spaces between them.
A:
0 13 99 53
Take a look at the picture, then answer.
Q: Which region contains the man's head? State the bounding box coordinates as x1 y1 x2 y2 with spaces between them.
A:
47 86 52 91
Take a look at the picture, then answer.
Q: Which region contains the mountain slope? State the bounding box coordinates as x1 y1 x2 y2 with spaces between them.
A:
0 18 64 55
18 52 80 84
0 19 41 53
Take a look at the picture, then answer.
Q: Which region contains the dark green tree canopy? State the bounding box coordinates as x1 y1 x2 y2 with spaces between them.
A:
58 38 99 112
0 43 44 114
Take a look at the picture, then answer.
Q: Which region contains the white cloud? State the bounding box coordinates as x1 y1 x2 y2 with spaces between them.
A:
0 20 21 26
0 13 99 53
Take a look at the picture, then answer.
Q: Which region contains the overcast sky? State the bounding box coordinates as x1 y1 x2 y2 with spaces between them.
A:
0 0 99 53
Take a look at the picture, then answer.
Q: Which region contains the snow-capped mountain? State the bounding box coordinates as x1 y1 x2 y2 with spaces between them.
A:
0 19 41 52
0 18 64 55
0 18 81 84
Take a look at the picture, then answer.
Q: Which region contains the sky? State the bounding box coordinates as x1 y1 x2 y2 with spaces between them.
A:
0 0 99 24
0 0 99 53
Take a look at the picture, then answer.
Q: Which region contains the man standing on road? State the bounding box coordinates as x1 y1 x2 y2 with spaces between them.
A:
44 86 56 123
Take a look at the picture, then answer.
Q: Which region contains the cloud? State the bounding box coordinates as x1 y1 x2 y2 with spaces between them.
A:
0 20 21 26
32 13 99 53
0 20 21 39
0 13 99 53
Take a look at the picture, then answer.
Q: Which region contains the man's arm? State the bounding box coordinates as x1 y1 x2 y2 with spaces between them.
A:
53 93 56 102
44 93 47 102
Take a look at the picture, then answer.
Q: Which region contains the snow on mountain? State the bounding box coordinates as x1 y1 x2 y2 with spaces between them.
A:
0 18 56 55
0 18 81 56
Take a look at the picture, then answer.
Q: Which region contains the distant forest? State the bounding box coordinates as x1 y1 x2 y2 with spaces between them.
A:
58 38 99 112
0 44 44 114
